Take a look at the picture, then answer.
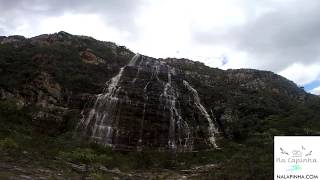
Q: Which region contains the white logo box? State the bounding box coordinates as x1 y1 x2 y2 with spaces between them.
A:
274 136 320 180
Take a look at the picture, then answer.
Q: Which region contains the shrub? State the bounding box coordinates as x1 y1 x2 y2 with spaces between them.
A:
0 138 19 154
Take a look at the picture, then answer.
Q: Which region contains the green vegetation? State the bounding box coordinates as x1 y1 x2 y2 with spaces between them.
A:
0 38 133 95
0 138 19 155
0 95 319 179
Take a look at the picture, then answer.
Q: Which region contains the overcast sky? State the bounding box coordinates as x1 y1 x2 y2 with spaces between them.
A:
0 0 319 95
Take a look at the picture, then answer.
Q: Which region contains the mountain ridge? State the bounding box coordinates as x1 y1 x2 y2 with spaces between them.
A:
0 31 320 179
0 31 300 77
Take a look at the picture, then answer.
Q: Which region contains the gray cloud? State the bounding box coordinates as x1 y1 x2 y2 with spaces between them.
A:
192 0 320 72
1 0 320 79
0 0 142 35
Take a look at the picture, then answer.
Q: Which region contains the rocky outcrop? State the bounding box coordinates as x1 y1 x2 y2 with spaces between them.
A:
80 49 106 65
0 31 315 151
0 35 26 44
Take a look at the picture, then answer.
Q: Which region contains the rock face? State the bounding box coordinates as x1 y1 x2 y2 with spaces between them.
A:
0 31 315 151
78 54 219 151
77 52 308 151
80 49 106 65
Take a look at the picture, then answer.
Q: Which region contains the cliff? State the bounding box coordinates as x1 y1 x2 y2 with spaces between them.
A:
0 31 318 151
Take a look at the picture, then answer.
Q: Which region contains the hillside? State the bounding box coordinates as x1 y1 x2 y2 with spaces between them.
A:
0 31 319 179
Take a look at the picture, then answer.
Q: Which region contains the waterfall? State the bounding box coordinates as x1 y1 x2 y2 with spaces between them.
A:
160 67 192 151
128 53 140 67
79 53 211 151
138 82 148 150
131 56 144 83
132 57 192 151
80 54 140 146
183 80 218 148
162 68 177 149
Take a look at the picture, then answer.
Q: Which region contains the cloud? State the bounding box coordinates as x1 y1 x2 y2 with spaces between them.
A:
0 0 320 87
236 3 320 71
0 27 4 35
310 86 320 95
188 0 320 87
192 0 320 72
279 63 320 86
0 0 142 36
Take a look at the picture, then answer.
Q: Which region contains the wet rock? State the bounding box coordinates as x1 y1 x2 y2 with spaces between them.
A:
79 54 221 151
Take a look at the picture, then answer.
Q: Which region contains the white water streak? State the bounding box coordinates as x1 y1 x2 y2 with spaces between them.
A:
81 54 141 146
183 80 218 148
161 67 191 150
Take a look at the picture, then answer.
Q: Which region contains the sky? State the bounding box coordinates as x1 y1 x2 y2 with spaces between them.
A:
0 0 320 95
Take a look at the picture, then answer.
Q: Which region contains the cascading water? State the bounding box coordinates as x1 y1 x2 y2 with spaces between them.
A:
183 80 219 148
140 58 182 150
80 54 140 146
156 65 192 151
127 53 140 67
79 53 217 151
161 68 178 149
131 56 144 84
